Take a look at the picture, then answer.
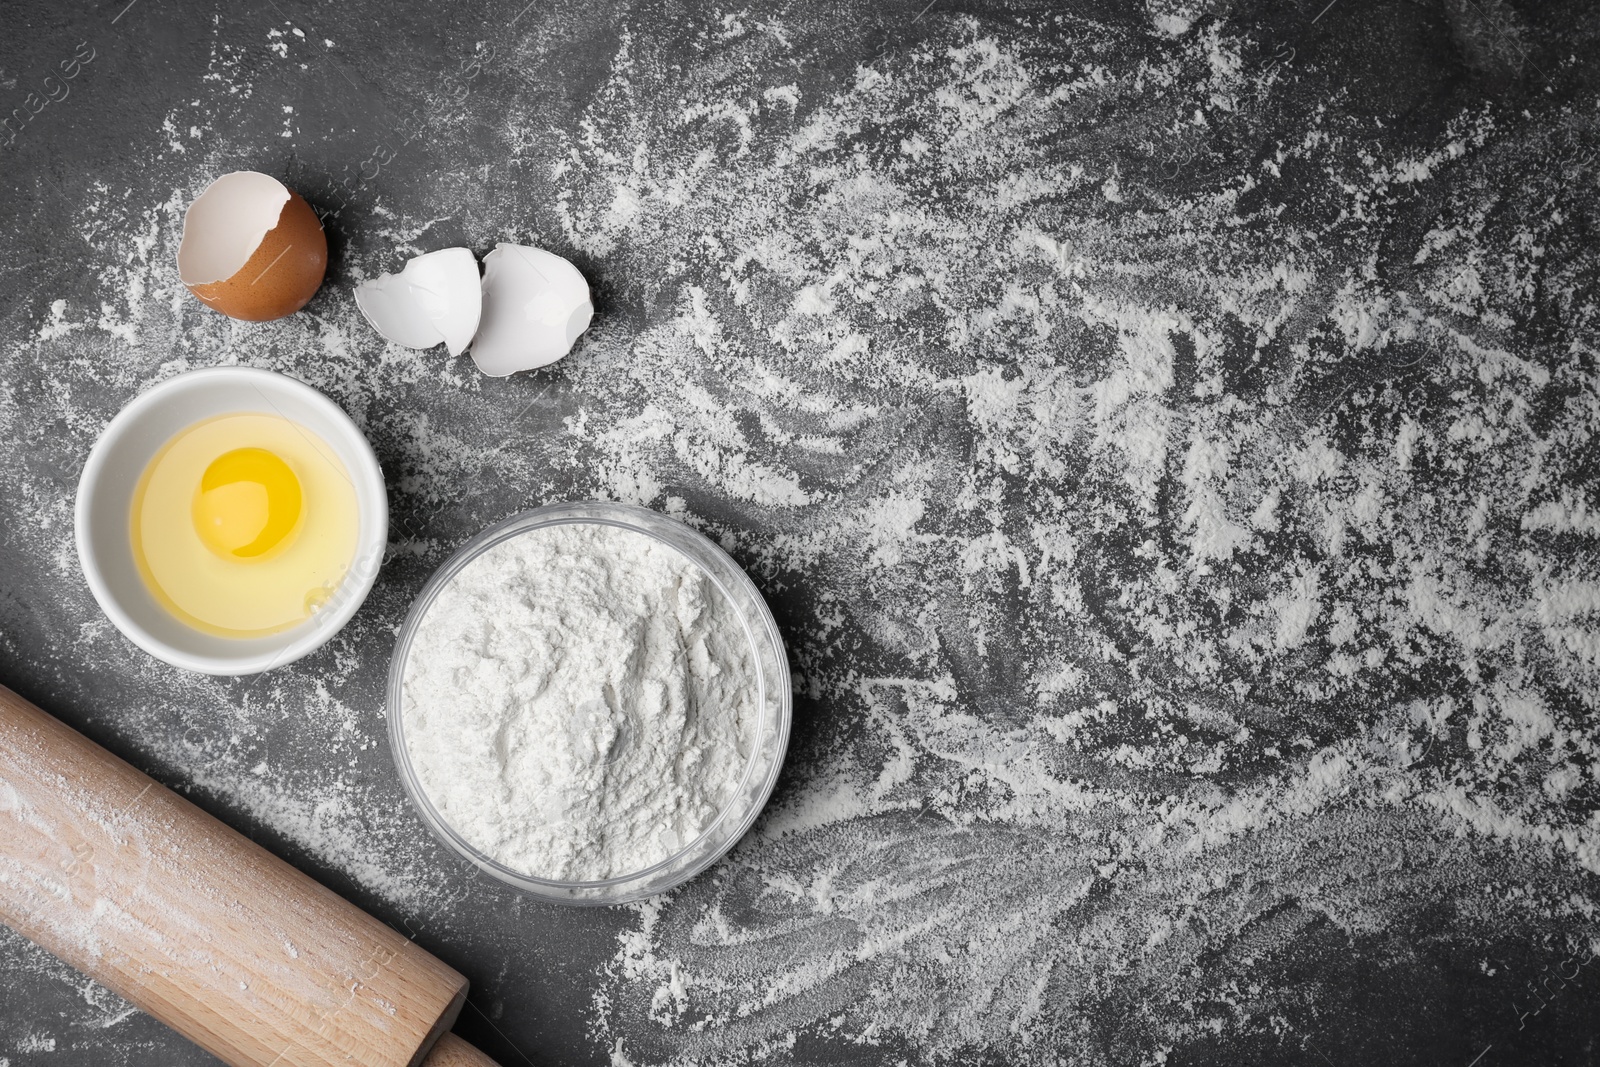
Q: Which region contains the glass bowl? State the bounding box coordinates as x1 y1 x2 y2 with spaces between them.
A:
385 501 791 905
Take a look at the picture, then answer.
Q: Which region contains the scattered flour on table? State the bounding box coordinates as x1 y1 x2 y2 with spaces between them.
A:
525 8 1600 1066
4 0 1598 1064
401 523 757 881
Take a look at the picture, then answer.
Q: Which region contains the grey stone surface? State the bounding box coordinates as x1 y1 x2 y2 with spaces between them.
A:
3 1 1599 1066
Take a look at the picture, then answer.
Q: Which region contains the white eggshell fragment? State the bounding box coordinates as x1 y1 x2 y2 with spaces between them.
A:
354 248 482 356
470 243 594 376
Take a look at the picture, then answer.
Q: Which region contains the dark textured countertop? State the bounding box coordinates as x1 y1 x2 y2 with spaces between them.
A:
3 1 1598 1065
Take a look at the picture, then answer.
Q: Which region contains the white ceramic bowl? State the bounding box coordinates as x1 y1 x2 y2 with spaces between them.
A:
75 367 388 676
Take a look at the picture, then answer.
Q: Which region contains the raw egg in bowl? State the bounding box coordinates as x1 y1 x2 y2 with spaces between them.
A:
75 367 388 676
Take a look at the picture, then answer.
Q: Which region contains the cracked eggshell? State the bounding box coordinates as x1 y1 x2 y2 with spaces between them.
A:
470 244 594 376
177 171 328 321
354 248 482 357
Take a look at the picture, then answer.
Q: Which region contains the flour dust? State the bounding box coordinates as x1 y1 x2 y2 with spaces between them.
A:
3 0 1597 1064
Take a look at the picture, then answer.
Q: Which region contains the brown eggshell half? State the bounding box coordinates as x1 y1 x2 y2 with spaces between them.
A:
185 190 328 322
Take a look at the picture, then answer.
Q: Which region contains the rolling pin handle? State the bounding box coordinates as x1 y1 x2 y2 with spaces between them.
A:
420 1033 503 1067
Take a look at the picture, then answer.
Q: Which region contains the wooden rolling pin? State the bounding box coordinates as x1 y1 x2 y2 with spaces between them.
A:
0 683 500 1067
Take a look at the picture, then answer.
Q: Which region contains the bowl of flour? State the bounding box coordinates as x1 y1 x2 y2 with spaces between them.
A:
387 501 790 904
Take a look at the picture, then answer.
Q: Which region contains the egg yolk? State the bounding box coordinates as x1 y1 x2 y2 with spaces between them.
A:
192 447 303 560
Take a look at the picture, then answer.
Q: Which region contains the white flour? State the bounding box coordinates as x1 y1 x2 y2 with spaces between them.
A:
400 523 757 881
7 1 1599 1063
